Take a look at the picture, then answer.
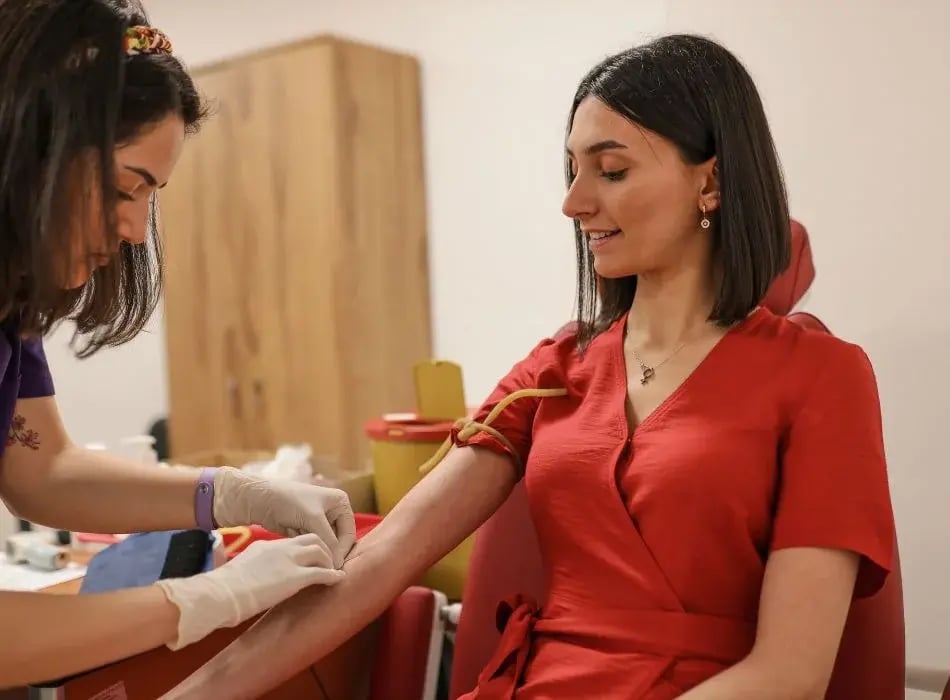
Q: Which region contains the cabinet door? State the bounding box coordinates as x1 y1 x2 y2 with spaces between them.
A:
160 43 347 458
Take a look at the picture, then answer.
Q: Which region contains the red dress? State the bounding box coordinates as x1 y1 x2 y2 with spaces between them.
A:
454 307 894 699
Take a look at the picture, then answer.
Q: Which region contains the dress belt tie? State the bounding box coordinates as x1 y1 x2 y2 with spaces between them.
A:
474 595 756 699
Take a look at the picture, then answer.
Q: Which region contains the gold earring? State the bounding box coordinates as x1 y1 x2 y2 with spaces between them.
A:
700 203 711 229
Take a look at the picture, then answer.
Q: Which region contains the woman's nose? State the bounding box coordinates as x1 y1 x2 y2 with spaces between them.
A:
562 178 596 221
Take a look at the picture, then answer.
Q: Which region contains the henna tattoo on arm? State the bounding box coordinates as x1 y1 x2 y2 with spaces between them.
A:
7 413 40 450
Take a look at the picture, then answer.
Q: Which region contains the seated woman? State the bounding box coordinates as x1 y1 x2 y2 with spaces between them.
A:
166 33 894 700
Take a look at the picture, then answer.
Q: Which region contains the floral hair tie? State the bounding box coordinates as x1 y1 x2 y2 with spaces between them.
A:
124 25 173 56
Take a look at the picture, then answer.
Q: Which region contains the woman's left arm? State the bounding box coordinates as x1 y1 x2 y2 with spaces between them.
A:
679 546 859 700
685 339 894 699
0 396 201 533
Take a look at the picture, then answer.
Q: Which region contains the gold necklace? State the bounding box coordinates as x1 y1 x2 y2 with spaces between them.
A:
630 341 688 385
628 306 755 385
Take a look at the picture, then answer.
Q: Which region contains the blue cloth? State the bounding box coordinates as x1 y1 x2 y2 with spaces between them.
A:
80 530 214 594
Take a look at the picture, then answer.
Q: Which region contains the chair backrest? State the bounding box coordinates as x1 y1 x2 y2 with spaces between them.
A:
450 220 905 700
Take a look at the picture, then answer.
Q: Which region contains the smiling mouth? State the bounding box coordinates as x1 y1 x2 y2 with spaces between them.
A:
588 229 621 241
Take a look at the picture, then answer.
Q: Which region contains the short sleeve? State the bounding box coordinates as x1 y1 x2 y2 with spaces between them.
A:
453 338 558 478
771 342 894 598
18 336 55 399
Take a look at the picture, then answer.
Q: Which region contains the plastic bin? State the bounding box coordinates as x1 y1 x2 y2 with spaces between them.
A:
364 414 473 600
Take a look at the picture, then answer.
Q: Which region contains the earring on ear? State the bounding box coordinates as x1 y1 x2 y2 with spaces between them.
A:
700 203 711 229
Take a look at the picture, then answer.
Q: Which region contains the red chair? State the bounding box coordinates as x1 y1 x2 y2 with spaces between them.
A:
369 587 448 700
446 220 908 699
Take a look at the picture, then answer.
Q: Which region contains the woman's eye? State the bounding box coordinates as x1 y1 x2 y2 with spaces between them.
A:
601 169 628 182
117 189 135 202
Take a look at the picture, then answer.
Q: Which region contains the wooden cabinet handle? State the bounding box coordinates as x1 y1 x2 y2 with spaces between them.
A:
226 378 242 419
252 380 264 417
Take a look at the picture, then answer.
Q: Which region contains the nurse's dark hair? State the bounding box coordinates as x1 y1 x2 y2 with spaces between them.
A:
0 0 206 356
569 34 790 347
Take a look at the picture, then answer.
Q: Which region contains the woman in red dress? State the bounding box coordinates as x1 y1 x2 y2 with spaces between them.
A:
168 33 894 700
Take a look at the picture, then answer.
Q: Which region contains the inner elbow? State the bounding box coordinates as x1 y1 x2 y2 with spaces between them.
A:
0 490 31 522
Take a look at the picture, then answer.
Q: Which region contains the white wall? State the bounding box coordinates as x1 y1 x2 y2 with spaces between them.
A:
46 0 950 686
44 314 168 447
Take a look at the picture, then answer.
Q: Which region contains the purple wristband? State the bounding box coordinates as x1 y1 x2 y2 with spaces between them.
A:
195 467 218 531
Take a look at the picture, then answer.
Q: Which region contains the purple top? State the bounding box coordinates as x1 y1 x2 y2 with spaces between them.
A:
0 319 55 459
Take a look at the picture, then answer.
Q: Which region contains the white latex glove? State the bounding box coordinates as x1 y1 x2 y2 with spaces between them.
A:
155 534 344 650
212 467 356 568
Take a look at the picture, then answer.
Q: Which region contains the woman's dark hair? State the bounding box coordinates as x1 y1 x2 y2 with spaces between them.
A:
568 34 790 347
0 0 206 356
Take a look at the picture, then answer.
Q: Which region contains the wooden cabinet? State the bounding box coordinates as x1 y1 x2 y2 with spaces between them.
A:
159 36 432 471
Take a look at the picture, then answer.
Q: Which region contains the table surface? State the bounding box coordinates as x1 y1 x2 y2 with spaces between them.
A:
43 549 92 594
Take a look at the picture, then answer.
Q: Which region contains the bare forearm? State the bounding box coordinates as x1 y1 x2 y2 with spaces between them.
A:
166 543 408 699
682 548 858 700
2 445 199 532
679 655 823 700
0 586 178 688
164 446 517 700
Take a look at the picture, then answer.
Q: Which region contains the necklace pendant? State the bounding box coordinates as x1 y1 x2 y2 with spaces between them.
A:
640 367 655 385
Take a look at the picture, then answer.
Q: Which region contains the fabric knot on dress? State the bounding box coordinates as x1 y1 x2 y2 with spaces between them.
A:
474 595 541 699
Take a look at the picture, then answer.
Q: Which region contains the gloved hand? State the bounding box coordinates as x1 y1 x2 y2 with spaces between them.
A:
155 534 344 650
212 467 356 568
